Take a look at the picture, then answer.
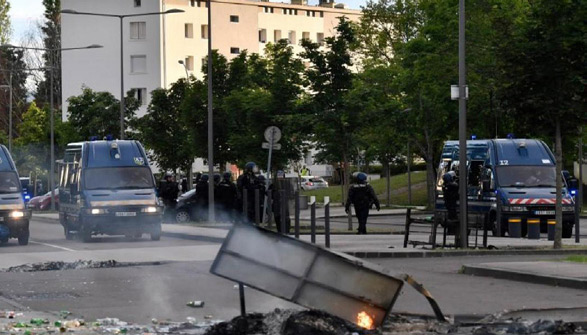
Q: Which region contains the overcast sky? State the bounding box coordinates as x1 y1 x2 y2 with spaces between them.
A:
9 0 366 43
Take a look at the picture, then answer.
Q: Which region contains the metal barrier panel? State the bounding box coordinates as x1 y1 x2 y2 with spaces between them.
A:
210 223 404 328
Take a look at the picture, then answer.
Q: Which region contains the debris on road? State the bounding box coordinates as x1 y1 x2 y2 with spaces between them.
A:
187 301 205 308
1 260 165 272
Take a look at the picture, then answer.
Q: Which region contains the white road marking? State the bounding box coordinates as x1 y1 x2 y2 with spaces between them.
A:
29 240 76 252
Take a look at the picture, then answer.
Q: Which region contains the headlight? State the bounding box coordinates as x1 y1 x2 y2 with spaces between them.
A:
503 206 528 212
9 211 25 218
88 208 106 215
142 206 159 213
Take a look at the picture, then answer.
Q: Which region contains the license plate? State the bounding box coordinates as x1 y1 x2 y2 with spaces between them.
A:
115 212 136 217
534 210 555 215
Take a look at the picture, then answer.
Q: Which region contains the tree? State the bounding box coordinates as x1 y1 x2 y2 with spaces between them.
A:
35 0 61 107
301 18 359 202
1 46 29 142
12 102 50 183
135 79 194 173
66 87 139 141
497 0 586 248
0 0 10 44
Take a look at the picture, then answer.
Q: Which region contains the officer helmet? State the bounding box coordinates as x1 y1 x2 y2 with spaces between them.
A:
244 162 258 174
256 175 266 182
200 174 209 182
442 172 454 184
222 172 232 181
357 172 367 183
213 174 221 184
165 172 173 178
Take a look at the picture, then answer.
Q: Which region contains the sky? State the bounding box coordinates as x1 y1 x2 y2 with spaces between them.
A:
8 0 366 43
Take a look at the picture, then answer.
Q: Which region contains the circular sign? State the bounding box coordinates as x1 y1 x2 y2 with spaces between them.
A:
264 126 282 143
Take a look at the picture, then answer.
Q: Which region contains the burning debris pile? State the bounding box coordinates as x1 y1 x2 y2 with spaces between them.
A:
1 260 163 272
205 309 378 335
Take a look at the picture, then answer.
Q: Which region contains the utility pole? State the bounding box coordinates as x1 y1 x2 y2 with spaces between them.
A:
458 0 468 248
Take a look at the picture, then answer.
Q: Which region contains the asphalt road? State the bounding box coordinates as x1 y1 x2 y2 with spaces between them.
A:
0 217 586 325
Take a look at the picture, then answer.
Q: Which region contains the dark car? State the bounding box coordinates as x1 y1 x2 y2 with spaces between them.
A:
174 189 197 223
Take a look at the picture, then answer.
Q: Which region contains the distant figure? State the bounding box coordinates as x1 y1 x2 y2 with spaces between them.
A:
216 172 238 221
269 183 290 234
345 172 380 235
442 171 459 220
181 178 188 193
237 162 258 223
300 165 310 176
159 172 179 222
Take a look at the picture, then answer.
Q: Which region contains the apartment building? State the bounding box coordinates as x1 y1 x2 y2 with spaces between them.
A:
61 0 361 117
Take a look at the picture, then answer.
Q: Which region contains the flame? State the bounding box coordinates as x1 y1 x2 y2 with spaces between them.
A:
357 311 374 329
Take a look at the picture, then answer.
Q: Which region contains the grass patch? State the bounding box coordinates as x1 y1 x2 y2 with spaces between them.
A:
563 255 587 263
301 171 428 206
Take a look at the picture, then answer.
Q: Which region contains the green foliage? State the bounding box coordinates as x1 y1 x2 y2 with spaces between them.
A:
135 79 193 172
0 0 10 44
35 0 61 106
66 87 139 141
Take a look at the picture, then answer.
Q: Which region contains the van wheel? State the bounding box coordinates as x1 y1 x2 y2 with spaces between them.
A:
150 224 162 241
18 231 29 245
80 225 92 243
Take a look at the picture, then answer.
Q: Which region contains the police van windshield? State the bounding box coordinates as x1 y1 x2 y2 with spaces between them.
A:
0 171 21 194
84 167 154 190
496 166 556 187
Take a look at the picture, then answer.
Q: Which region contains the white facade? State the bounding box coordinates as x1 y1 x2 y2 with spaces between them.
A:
61 0 360 119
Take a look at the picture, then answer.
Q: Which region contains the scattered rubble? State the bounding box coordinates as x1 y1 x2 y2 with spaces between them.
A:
1 260 164 272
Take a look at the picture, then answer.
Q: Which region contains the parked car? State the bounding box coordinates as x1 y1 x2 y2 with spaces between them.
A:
29 189 59 210
300 176 329 191
175 189 198 223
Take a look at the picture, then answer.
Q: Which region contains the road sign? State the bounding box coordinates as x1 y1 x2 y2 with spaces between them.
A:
264 126 281 143
262 142 281 150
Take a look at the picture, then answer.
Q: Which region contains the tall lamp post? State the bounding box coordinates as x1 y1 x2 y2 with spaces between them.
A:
458 0 468 248
178 59 193 191
61 8 184 140
2 44 103 211
207 0 215 223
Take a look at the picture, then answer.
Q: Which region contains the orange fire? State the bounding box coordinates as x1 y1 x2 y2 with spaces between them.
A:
357 311 374 329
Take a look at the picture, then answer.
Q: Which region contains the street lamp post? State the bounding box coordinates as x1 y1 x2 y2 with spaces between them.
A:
207 0 215 223
61 8 184 140
178 59 193 191
458 0 468 248
2 44 102 211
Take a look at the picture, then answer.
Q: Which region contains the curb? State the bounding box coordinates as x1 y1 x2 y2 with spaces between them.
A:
462 264 587 290
346 248 587 259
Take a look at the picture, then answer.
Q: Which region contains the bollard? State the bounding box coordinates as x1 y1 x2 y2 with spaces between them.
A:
310 196 316 244
255 189 260 225
527 218 540 239
547 219 556 241
280 190 286 234
239 283 246 316
508 218 521 238
295 191 300 238
324 196 330 248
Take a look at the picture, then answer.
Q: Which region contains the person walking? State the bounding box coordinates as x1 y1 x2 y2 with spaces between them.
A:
345 172 380 234
159 172 179 223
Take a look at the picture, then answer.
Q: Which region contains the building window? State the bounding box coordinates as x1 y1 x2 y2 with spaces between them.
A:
201 24 208 39
230 15 239 23
302 31 310 41
230 47 240 54
317 33 324 46
131 55 147 73
259 29 267 43
274 30 281 42
288 30 296 44
190 0 196 6
130 22 146 39
197 1 208 8
133 88 147 105
263 6 274 13
319 11 324 17
134 0 141 7
185 56 194 71
185 23 194 38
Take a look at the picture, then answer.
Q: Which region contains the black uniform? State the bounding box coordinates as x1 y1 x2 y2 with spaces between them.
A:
237 173 257 223
442 175 459 220
194 179 209 221
216 179 237 221
269 184 290 234
159 178 179 222
345 183 380 234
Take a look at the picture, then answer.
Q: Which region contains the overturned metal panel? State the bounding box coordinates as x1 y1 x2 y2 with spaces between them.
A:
210 223 404 328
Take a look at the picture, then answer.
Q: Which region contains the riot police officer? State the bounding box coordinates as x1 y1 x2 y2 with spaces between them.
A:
345 172 380 234
237 162 258 223
159 172 179 222
194 174 209 221
442 171 459 220
216 172 237 221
